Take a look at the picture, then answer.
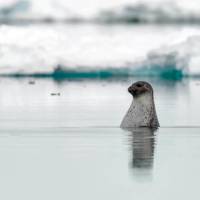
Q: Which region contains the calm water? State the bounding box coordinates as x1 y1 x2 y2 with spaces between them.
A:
0 78 199 199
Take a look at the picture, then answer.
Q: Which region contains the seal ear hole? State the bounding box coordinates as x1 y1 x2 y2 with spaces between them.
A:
144 84 150 91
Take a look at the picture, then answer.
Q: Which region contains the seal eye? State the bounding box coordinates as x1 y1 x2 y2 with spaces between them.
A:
136 83 143 87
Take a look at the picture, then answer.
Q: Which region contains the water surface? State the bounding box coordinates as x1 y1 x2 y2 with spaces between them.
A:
0 78 199 199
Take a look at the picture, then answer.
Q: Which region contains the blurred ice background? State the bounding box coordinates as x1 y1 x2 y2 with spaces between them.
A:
0 0 200 78
1 0 200 22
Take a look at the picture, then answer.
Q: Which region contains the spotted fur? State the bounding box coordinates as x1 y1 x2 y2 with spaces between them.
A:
120 81 159 128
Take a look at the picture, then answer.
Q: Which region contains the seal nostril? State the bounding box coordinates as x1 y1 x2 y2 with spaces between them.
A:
128 86 137 95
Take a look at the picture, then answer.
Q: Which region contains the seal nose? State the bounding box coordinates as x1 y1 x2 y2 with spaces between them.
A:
128 85 137 95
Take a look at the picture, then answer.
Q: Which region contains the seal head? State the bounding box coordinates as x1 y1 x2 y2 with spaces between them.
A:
121 81 159 128
128 81 153 97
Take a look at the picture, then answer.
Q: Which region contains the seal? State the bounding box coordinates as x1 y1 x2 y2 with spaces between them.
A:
120 81 159 128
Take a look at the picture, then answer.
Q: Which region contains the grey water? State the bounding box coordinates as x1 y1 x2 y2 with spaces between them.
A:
0 78 200 199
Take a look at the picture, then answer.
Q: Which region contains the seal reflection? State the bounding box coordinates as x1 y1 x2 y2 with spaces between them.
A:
124 128 156 171
132 128 156 169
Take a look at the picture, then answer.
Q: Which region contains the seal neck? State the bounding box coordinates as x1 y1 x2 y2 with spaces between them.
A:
133 93 154 108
